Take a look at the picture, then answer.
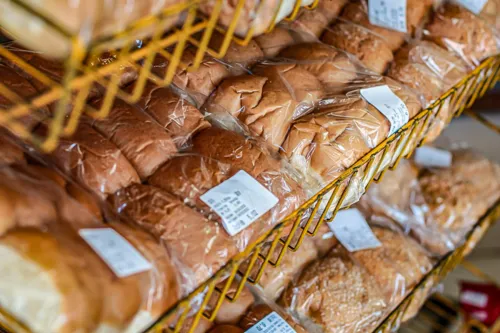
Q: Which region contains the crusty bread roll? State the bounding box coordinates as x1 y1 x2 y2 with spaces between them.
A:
46 120 140 199
280 246 387 333
199 0 314 38
89 98 177 180
281 79 422 187
341 0 434 51
65 183 103 221
0 64 49 129
322 21 394 74
255 27 296 58
208 32 264 72
278 42 358 88
206 282 255 325
320 0 350 22
424 3 499 66
203 63 323 150
109 183 238 293
239 304 307 333
351 226 433 306
134 82 210 147
288 9 330 42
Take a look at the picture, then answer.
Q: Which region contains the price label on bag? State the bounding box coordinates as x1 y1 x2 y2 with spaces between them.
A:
360 85 410 136
327 209 381 252
414 146 453 168
245 311 296 333
368 0 407 33
79 228 152 278
200 170 279 236
454 0 488 14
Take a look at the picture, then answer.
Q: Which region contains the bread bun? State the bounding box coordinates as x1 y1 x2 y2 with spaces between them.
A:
320 0 350 22
424 3 499 66
255 27 296 57
135 81 210 147
280 246 387 333
322 22 394 74
65 183 103 221
109 183 238 292
0 132 25 166
208 282 255 325
288 9 329 42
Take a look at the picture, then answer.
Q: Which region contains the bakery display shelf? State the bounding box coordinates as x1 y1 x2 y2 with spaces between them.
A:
136 56 500 333
374 199 500 333
0 0 317 151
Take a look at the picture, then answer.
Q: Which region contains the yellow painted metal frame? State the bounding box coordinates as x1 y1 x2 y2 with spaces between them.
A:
0 57 498 333
0 0 318 151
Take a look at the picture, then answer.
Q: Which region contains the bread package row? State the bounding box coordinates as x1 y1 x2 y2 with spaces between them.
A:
359 146 500 256
0 0 331 58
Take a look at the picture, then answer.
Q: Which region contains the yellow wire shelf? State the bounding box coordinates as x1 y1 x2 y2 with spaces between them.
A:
0 54 498 333
0 0 318 151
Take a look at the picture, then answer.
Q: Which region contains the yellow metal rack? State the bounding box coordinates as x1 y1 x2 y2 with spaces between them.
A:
0 0 317 151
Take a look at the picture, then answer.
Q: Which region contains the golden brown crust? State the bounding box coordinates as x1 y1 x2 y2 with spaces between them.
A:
239 304 307 333
255 27 296 57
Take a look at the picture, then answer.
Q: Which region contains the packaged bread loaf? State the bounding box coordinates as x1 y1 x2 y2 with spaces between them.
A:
240 303 307 333
388 40 470 142
424 2 499 66
39 120 140 199
202 61 324 151
149 128 306 249
280 245 388 333
0 164 181 333
109 183 238 294
280 77 422 192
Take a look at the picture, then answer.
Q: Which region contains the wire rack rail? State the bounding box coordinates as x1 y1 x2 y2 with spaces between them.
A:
0 0 318 151
0 55 498 333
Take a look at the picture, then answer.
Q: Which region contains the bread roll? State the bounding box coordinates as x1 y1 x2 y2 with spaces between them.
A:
239 304 307 333
341 0 434 51
207 282 255 325
134 82 210 148
0 64 49 129
424 3 499 66
288 9 330 42
351 226 433 306
65 183 103 221
280 246 387 333
278 42 359 88
255 27 296 58
208 32 264 72
109 183 238 293
322 21 394 74
319 0 350 22
89 98 177 180
46 120 140 199
281 79 422 187
199 0 314 38
203 63 323 150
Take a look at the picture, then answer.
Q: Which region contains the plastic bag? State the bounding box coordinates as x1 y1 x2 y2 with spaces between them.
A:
0 164 181 333
424 2 499 67
149 128 307 250
280 244 388 333
280 77 422 192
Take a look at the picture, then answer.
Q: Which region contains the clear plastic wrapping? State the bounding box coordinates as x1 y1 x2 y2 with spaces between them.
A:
280 244 388 333
424 2 500 67
280 77 423 191
148 127 307 250
321 0 434 74
0 163 181 333
240 303 307 333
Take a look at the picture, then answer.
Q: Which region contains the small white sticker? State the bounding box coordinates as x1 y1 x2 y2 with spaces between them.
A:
79 228 152 278
327 209 382 252
360 85 410 136
414 146 452 168
200 170 279 236
461 290 488 308
368 0 407 33
454 0 488 14
245 311 296 333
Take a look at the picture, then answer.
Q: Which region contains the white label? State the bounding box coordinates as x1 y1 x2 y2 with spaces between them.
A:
414 146 452 168
79 228 152 278
454 0 488 14
200 170 279 236
471 310 488 321
245 311 296 333
360 85 410 136
368 0 407 33
327 209 382 252
460 290 488 308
